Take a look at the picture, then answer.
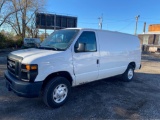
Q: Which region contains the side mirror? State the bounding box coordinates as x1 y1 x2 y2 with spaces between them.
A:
75 43 85 52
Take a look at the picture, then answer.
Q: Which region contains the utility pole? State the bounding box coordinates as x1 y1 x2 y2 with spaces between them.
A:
45 14 47 38
134 15 140 35
98 14 103 30
143 22 146 34
54 14 56 31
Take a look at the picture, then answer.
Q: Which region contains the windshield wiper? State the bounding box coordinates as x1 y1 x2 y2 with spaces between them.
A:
38 46 64 51
51 46 57 50
38 47 55 50
43 45 58 50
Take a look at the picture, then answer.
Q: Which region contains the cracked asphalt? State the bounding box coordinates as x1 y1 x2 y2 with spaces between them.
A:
0 50 160 120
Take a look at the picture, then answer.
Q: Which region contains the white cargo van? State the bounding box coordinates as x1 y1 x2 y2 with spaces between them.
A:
5 28 141 108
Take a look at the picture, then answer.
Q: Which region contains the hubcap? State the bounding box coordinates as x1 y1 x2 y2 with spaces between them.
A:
53 84 68 103
128 69 133 80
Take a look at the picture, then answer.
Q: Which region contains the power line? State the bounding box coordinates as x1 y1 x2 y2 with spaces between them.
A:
140 17 160 21
78 22 97 24
117 21 135 32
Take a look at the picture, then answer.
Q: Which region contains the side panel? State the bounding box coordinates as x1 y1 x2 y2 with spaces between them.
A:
128 37 141 70
97 31 141 80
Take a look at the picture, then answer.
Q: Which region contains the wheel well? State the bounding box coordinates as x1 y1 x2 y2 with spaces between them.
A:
129 62 136 69
42 71 73 90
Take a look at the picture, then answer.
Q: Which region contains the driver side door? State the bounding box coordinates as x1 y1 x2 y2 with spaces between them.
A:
72 31 99 85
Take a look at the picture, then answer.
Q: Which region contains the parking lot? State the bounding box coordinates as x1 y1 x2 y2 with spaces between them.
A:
0 49 160 120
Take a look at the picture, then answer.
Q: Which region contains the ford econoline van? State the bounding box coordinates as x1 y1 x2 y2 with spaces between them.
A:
5 28 141 108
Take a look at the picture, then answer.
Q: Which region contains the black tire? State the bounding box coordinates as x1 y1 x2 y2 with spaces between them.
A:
121 65 134 82
43 77 71 108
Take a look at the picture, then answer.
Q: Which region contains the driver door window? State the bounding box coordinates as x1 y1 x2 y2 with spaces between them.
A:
75 31 97 52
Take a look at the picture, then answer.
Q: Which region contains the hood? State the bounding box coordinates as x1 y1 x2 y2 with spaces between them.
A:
11 48 62 64
11 48 61 58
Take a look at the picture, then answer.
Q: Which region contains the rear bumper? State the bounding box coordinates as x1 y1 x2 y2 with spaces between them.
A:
5 71 43 98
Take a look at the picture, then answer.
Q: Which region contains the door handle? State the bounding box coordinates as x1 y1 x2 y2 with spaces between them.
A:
97 59 99 64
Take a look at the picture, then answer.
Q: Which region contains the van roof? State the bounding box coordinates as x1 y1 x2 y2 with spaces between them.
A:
65 28 136 37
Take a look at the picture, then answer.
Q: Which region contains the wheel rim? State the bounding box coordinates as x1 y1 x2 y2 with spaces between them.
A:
128 69 133 80
53 84 68 103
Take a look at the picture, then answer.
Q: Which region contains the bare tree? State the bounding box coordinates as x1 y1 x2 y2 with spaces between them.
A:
0 0 21 27
26 14 39 38
4 0 45 39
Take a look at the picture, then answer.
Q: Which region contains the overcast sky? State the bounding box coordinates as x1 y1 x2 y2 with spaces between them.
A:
45 0 160 34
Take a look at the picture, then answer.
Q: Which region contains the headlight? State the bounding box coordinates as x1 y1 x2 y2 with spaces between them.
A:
21 64 38 82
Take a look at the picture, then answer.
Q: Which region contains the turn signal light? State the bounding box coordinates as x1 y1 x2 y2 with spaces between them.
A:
26 65 38 70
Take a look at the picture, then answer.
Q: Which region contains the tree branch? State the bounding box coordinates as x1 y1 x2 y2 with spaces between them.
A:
0 0 5 13
25 9 38 25
5 20 19 35
0 8 21 27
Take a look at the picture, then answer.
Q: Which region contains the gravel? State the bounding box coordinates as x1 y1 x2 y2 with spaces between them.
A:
0 50 160 120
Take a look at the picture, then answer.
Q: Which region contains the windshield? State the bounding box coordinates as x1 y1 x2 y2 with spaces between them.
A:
40 29 79 51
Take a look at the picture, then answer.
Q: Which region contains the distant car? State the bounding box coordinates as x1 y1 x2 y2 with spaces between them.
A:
23 38 41 48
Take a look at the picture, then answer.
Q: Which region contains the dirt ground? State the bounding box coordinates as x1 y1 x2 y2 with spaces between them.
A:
0 49 160 120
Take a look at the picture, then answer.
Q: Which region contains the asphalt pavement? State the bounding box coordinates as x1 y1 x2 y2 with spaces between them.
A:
0 50 160 119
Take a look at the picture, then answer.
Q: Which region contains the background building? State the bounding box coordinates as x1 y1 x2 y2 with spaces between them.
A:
138 24 160 52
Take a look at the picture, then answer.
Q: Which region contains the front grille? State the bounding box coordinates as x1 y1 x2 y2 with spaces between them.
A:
7 54 23 78
7 59 16 75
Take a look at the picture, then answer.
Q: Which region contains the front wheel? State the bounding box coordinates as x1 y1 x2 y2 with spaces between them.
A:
43 77 71 108
121 65 134 82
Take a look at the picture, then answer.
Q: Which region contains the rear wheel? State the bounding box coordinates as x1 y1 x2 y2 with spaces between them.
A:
43 77 71 108
122 65 134 82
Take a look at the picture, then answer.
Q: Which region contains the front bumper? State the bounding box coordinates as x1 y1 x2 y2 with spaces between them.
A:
5 71 43 98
